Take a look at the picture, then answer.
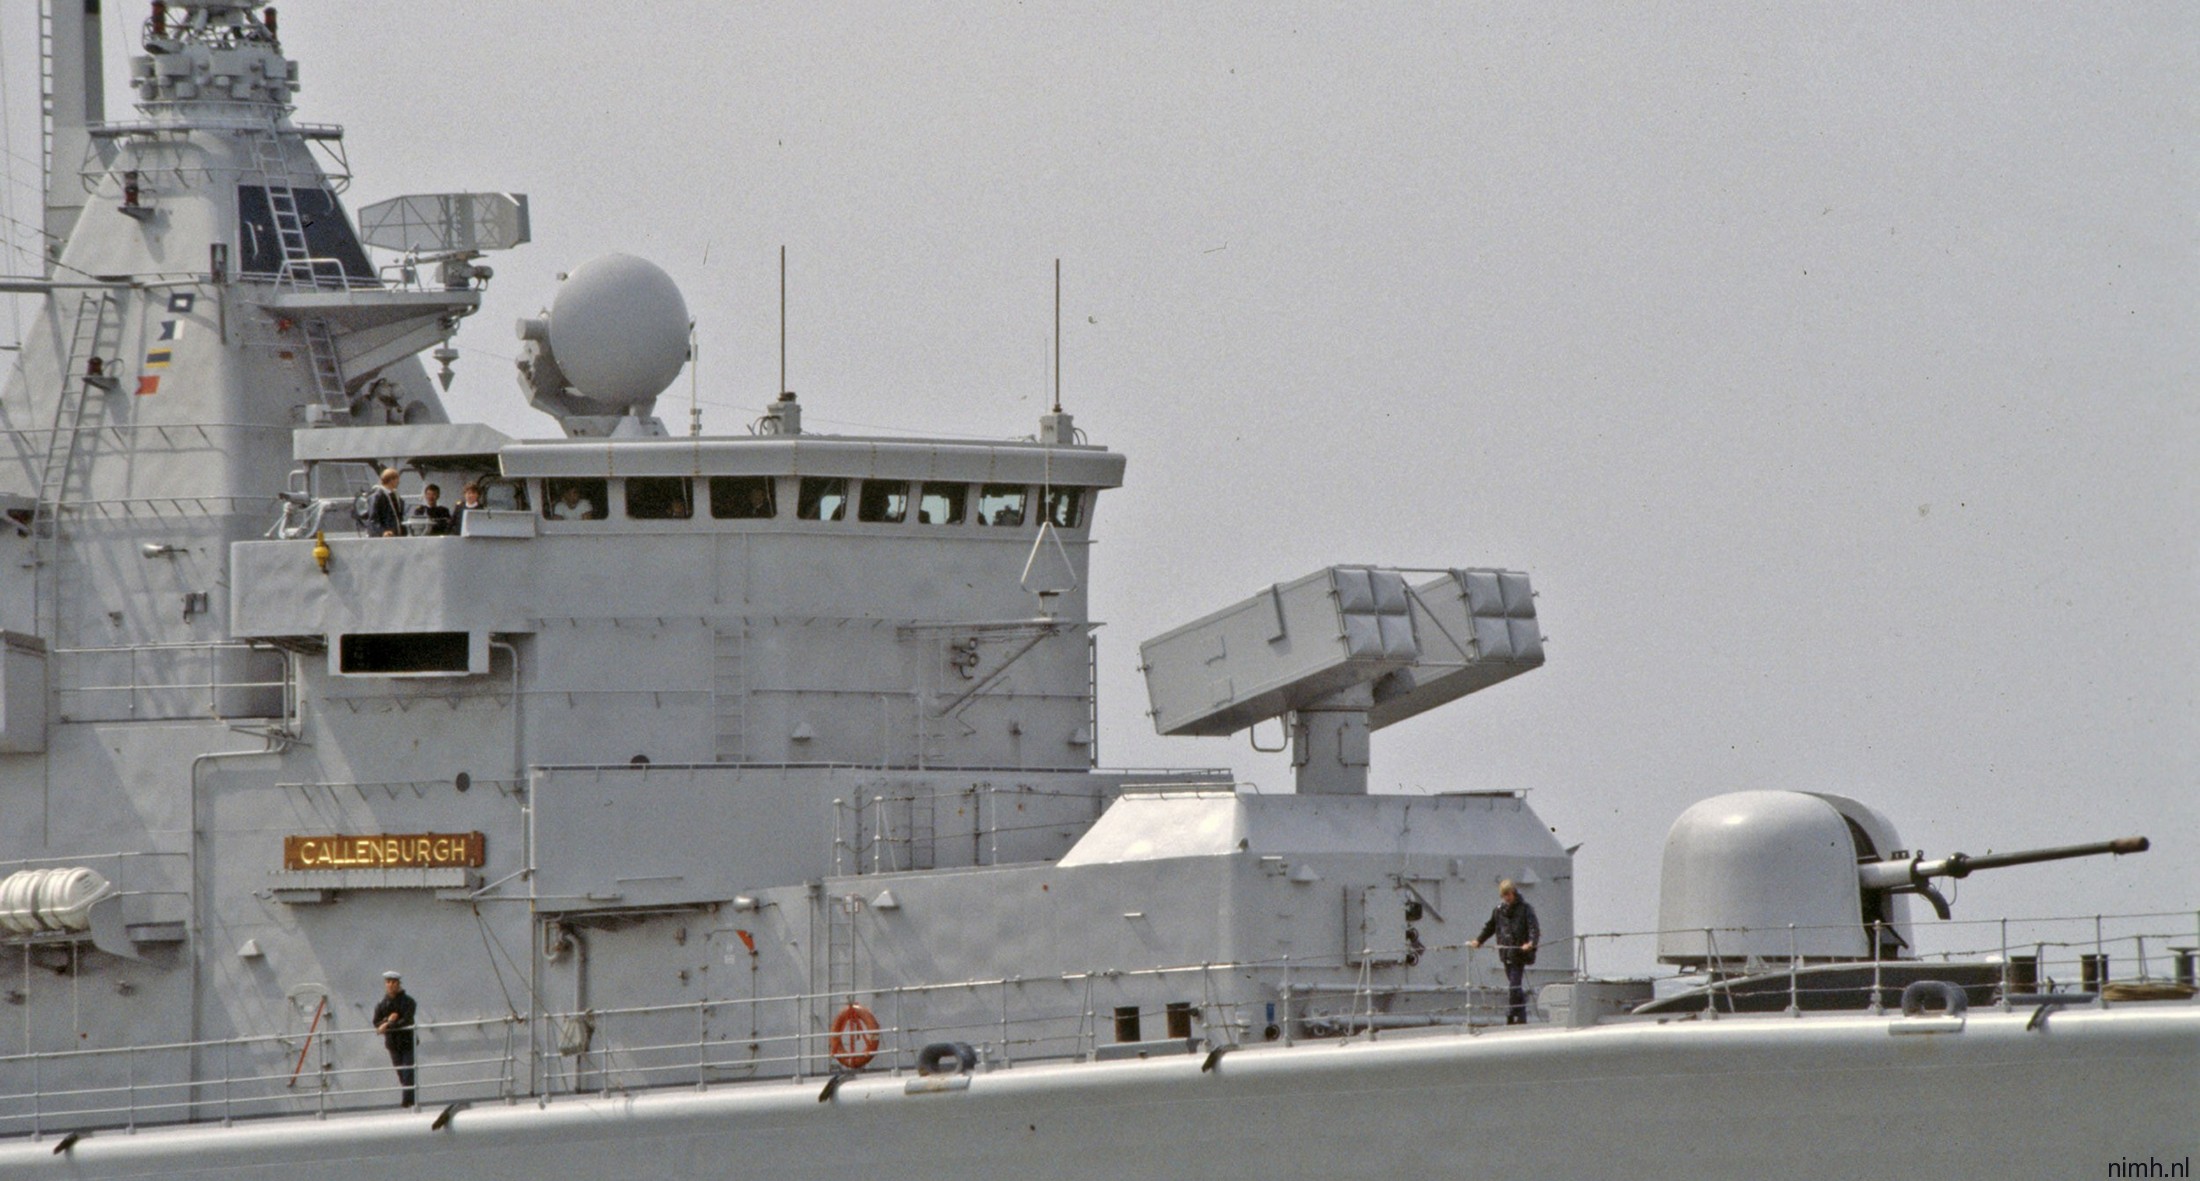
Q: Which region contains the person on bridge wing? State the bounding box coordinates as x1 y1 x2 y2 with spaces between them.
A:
373 970 418 1107
1468 880 1540 1025
365 468 405 537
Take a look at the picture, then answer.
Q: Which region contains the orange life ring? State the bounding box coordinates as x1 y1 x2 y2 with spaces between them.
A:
829 1003 880 1070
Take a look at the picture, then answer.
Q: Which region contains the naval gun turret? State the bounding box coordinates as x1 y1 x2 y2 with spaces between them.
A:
1655 790 2150 970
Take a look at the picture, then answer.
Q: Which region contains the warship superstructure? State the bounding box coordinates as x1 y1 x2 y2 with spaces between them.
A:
0 6 2192 1177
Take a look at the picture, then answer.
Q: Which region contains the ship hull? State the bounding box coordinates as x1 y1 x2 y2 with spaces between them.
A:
5 1004 2193 1179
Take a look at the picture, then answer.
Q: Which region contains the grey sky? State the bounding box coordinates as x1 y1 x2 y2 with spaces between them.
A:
3 2 2193 940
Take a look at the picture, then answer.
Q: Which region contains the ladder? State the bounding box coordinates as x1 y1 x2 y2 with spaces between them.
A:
712 627 746 762
903 788 936 871
33 290 118 539
824 894 856 1003
250 130 340 288
299 317 347 410
265 184 316 285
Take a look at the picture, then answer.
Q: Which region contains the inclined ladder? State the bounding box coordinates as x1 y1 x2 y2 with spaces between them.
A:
34 290 118 539
300 317 347 410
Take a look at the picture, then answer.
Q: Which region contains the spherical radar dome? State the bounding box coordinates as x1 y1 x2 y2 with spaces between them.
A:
545 254 690 408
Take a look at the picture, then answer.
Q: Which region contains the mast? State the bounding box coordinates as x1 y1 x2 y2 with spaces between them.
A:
41 0 107 268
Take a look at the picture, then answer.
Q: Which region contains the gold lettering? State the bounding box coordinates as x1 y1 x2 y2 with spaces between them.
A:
285 831 489 872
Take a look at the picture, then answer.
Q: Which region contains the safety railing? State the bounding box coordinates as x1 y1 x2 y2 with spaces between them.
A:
3 909 2193 1141
1570 909 2200 1015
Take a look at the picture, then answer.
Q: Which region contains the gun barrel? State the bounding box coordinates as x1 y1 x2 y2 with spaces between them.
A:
1858 836 2150 891
1927 836 2149 878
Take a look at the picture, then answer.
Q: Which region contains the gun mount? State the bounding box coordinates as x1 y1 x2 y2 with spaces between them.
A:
1657 790 2152 969
1856 836 2151 919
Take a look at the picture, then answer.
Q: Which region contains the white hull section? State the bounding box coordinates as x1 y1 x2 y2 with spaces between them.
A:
6 1005 2193 1180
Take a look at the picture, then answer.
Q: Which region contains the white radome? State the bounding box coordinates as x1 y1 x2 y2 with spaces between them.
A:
545 253 690 406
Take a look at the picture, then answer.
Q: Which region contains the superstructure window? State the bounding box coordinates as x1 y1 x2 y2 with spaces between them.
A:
542 478 606 521
858 480 909 523
710 476 777 519
918 482 965 525
626 477 693 520
1045 487 1086 529
797 477 849 521
976 484 1027 527
480 478 529 511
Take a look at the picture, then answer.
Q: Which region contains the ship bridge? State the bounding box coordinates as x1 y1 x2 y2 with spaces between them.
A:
231 421 1124 772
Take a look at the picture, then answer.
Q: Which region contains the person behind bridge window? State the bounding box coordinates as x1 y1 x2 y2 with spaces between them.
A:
373 970 418 1108
549 483 594 521
450 483 484 536
366 468 404 537
410 483 453 536
1468 879 1540 1025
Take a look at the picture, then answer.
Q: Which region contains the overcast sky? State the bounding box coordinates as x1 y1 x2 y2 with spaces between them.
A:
3 3 2194 953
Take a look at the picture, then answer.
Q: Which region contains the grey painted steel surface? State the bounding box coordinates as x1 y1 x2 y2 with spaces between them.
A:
0 5 2190 1178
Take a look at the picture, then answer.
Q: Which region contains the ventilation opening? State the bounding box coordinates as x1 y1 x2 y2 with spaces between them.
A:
338 632 473 676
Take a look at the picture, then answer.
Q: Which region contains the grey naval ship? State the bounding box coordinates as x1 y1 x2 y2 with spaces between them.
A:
0 5 2194 1178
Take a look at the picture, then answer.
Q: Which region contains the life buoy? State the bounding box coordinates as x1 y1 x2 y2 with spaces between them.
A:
829 1003 880 1070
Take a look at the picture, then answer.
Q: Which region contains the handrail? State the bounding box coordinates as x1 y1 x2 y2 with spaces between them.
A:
1 907 2190 1140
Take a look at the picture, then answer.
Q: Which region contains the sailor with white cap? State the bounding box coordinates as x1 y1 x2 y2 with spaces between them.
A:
372 970 418 1107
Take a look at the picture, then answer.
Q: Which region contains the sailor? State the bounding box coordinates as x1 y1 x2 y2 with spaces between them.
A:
366 468 405 537
410 483 454 535
548 483 595 521
450 483 485 536
372 970 419 1107
1468 880 1540 1025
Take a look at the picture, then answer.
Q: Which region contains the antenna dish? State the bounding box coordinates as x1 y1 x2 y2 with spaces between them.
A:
356 193 531 254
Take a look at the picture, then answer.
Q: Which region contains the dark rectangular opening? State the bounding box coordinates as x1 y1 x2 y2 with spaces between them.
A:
709 476 777 519
340 632 470 675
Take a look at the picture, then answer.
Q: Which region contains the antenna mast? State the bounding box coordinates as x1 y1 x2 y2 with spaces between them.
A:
780 245 788 397
1052 258 1062 414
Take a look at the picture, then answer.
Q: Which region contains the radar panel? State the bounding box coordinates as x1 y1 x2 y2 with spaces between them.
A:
356 192 531 254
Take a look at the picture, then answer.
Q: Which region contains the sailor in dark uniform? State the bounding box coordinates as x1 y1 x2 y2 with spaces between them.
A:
1468 880 1541 1025
372 970 418 1106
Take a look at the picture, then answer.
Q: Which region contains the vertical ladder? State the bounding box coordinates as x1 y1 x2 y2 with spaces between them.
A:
904 789 936 871
251 131 340 288
299 318 347 410
33 291 117 539
712 627 746 762
824 895 856 1004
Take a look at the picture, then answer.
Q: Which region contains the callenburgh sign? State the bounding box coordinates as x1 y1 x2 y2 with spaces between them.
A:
283 833 486 871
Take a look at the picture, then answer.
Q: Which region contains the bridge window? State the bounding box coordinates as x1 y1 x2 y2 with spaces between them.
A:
480 478 528 511
976 484 1027 527
542 478 606 521
626 477 693 520
710 476 777 519
918 482 965 525
1045 487 1086 529
797 477 849 521
858 479 910 523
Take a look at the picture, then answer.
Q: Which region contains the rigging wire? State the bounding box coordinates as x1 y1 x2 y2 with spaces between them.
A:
0 0 31 342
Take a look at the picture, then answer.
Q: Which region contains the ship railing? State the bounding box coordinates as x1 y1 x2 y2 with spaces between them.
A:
49 640 290 723
270 257 381 293
5 911 2194 1141
1568 908 2200 1015
0 1012 525 1139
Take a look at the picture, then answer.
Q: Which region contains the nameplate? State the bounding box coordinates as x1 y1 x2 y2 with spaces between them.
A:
284 832 486 871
